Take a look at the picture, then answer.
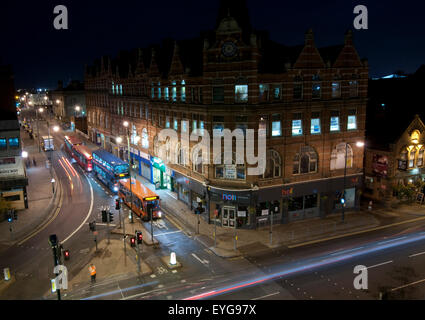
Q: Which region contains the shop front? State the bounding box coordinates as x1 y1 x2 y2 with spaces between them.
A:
129 148 152 182
208 188 255 229
151 156 174 191
256 174 362 224
174 171 207 217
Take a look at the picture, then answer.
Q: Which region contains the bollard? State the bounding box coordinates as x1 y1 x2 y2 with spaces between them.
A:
170 252 177 265
3 268 11 281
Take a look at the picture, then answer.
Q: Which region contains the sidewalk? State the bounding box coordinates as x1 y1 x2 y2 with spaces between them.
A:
0 128 61 250
43 238 152 299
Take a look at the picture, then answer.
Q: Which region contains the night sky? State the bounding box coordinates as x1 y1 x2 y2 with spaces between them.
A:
1 0 424 89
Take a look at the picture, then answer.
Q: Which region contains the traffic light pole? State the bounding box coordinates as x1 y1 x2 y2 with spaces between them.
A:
106 209 110 245
121 206 126 255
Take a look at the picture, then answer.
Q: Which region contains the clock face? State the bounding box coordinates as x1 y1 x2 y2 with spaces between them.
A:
221 41 238 57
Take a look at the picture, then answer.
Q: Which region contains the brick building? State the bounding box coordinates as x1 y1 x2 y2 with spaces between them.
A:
85 1 368 229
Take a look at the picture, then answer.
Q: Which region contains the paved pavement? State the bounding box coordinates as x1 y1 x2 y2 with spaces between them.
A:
0 127 60 251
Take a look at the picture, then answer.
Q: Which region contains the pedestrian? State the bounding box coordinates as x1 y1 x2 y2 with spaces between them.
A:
89 263 96 283
32 157 37 167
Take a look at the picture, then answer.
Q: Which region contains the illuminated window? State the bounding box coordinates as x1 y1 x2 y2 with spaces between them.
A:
112 83 115 94
199 120 204 136
172 81 177 102
330 111 340 132
151 84 154 99
158 82 161 99
164 87 169 100
182 120 188 133
271 114 281 137
8 138 19 149
330 143 353 170
181 80 186 102
119 85 123 95
347 114 357 130
273 85 281 100
174 118 178 130
292 114 303 136
259 84 269 101
411 130 420 144
311 112 321 134
165 116 170 128
418 148 424 167
0 138 6 150
235 85 248 103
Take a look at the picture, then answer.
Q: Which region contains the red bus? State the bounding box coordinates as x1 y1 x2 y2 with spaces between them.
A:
118 178 161 221
64 135 82 155
72 144 93 172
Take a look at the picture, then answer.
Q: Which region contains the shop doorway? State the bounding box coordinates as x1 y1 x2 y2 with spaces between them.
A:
222 206 236 228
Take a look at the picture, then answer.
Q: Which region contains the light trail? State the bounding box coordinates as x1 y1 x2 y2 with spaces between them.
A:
184 231 425 300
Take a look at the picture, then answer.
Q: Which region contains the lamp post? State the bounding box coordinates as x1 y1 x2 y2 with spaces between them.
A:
123 121 133 224
36 107 43 152
341 141 364 222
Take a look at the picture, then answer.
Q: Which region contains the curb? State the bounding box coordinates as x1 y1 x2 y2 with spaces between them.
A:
10 161 63 246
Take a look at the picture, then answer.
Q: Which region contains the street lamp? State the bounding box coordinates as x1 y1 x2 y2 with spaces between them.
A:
117 133 134 224
22 151 28 158
341 140 365 222
35 107 44 152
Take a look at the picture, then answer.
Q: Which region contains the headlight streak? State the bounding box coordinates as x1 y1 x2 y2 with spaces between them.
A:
80 280 159 300
184 231 425 300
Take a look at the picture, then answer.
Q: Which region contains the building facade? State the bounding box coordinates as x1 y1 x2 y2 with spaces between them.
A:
0 64 28 214
52 80 86 123
85 4 368 229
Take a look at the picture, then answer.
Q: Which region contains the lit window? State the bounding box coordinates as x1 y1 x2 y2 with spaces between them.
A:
0 138 6 150
292 117 302 136
273 85 281 100
164 87 169 100
311 115 321 135
409 151 415 168
330 112 340 132
192 120 197 131
119 85 123 95
174 119 178 130
8 138 19 149
172 81 177 102
235 85 248 103
182 121 188 133
259 84 269 101
158 82 161 99
151 85 154 99
418 149 424 167
347 115 357 130
112 83 115 94
181 80 186 102
200 121 204 136
271 114 281 137
165 116 170 128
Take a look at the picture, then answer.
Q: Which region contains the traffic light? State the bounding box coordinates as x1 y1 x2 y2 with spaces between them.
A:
108 211 114 222
49 234 58 247
63 250 70 260
136 231 143 244
101 209 107 223
13 210 17 220
7 211 12 223
89 221 96 231
115 198 121 210
130 236 136 247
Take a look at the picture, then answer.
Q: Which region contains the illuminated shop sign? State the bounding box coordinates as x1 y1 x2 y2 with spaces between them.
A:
222 193 237 201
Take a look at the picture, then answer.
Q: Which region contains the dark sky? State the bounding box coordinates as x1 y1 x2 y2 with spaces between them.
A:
1 0 425 89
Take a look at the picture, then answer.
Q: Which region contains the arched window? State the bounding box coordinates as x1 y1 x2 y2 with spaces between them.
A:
175 142 188 166
293 146 318 174
263 150 282 179
141 128 149 149
330 143 353 170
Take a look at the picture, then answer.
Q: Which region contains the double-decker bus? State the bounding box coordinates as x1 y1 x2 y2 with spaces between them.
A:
118 178 161 221
92 149 130 192
64 135 82 156
72 144 93 172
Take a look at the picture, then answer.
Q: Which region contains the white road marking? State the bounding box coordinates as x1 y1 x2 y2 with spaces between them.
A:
171 270 177 273
251 292 280 300
191 253 209 265
62 173 94 244
150 274 156 278
409 251 425 258
154 230 182 237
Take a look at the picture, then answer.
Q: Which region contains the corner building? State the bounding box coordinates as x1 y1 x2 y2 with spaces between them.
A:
85 2 368 229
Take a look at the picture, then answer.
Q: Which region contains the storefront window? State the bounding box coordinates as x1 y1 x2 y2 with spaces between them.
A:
288 197 304 212
304 194 318 209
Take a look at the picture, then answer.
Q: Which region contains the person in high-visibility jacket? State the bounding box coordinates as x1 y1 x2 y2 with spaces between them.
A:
89 263 96 283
